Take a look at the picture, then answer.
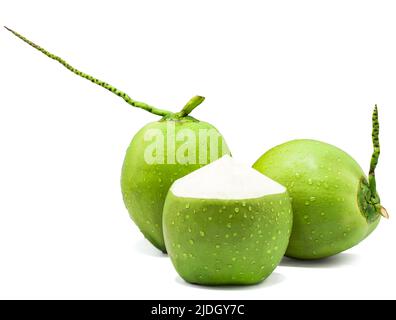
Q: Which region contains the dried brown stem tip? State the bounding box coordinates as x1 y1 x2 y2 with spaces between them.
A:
380 206 389 219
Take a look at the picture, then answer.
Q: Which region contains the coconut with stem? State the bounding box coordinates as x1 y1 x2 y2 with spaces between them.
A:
253 106 388 259
5 27 230 252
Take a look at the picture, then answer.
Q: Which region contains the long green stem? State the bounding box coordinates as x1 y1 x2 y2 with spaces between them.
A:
368 105 388 218
4 26 172 117
368 105 380 193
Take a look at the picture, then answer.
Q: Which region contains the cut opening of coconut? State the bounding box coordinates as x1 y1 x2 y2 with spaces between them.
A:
170 155 286 200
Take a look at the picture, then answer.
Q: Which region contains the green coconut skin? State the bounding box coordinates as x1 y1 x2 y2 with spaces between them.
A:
163 191 292 285
122 119 230 252
253 139 381 259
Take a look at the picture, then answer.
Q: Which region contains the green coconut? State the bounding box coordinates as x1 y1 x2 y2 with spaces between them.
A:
253 106 388 259
163 155 293 285
6 27 230 252
121 117 229 251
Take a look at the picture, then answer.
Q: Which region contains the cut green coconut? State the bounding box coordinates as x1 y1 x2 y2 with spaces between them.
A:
163 155 293 286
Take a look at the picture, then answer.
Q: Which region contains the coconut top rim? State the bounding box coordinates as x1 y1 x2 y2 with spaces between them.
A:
170 155 286 200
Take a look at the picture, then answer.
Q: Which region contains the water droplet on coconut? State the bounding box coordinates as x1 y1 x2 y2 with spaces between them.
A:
208 216 213 221
215 244 221 249
308 179 313 185
248 206 252 211
185 203 190 209
234 207 240 213
189 239 194 245
199 231 205 237
227 223 232 228
310 196 316 202
242 201 246 207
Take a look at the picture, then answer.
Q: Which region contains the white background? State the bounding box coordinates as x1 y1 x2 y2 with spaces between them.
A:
0 0 395 300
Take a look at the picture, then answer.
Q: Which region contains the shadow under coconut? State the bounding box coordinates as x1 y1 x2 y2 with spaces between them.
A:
280 252 359 269
175 272 285 291
133 238 167 258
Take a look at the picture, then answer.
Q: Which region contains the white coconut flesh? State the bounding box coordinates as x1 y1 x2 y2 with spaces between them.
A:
170 155 286 200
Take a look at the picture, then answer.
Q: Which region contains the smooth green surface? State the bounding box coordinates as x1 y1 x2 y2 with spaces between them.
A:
121 119 230 252
163 192 292 285
253 139 380 260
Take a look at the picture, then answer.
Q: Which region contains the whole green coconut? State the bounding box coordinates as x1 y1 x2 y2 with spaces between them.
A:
6 27 230 252
121 114 229 251
253 107 388 259
163 156 292 285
